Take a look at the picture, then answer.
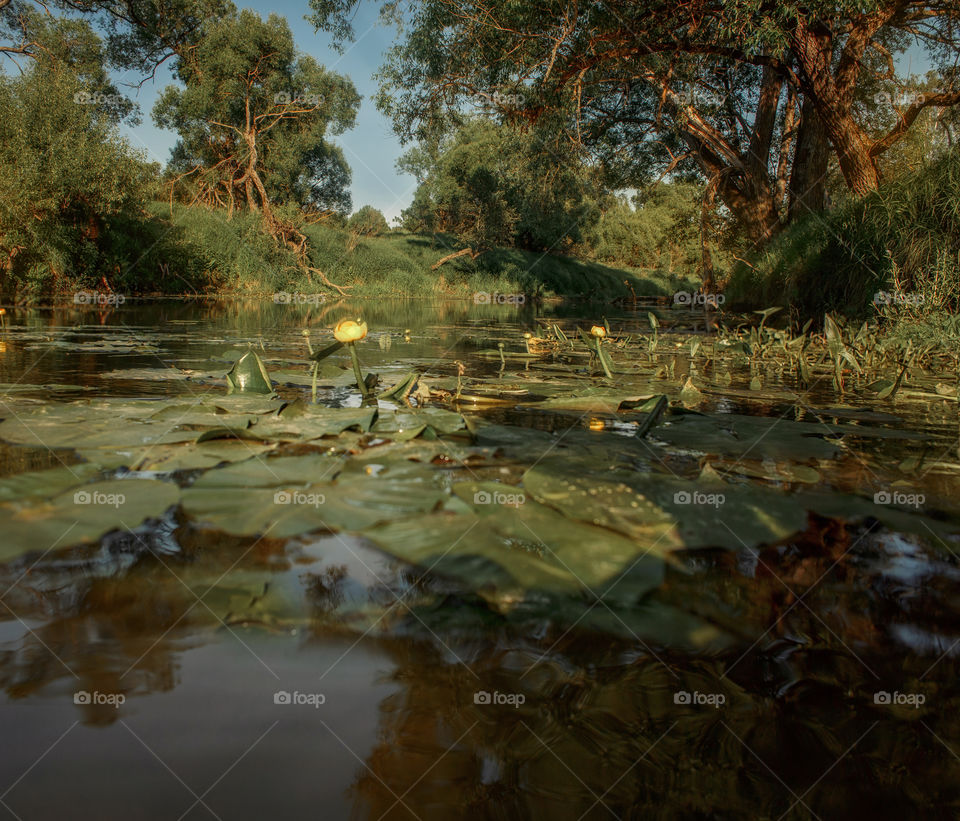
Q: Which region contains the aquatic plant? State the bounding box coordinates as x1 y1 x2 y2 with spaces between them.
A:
334 319 371 397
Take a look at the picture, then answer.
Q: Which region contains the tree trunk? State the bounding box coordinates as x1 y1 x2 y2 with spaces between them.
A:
700 179 718 294
788 97 830 221
791 20 881 195
717 172 782 245
775 86 798 210
819 109 880 194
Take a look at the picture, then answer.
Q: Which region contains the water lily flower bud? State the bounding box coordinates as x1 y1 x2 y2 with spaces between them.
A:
334 319 368 343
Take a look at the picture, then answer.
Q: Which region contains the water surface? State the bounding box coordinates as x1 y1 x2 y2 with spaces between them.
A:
1 298 959 820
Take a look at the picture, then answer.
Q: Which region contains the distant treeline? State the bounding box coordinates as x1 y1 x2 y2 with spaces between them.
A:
1 0 958 315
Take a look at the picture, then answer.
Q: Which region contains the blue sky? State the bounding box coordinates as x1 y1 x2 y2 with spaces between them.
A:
115 2 935 222
116 0 416 222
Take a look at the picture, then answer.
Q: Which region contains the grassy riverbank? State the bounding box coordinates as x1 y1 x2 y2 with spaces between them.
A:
30 202 696 304
726 149 960 319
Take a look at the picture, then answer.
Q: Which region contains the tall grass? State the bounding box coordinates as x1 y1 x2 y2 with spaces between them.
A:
726 149 960 318
140 204 696 301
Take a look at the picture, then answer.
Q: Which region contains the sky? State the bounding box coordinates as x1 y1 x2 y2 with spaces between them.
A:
114 3 936 223
115 0 416 222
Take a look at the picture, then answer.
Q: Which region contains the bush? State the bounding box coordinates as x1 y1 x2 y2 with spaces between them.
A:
0 39 155 299
347 206 390 238
580 184 704 274
727 148 960 318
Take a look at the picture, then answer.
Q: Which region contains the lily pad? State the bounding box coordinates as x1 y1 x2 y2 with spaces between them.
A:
0 478 180 562
182 461 447 538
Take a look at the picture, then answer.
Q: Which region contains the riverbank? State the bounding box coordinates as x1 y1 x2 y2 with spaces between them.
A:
3 202 698 305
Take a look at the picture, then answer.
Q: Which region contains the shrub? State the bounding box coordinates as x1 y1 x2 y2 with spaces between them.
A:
727 148 960 318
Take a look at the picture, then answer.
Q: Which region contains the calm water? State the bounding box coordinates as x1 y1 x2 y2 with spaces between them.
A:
1 298 959 820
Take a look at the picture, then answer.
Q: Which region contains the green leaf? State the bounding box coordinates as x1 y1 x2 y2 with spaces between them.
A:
226 350 273 394
0 479 180 562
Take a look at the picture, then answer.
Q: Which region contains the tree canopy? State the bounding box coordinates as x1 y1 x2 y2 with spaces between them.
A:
311 0 960 244
154 9 359 220
0 13 152 291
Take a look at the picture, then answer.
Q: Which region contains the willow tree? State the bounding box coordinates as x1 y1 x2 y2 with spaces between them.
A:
311 0 960 246
154 9 359 290
1 0 231 69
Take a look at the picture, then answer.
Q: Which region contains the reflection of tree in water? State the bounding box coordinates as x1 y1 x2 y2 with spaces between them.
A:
0 525 290 725
302 565 348 613
348 539 960 820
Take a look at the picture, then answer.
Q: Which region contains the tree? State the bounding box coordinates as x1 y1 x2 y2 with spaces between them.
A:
399 118 600 255
153 8 360 289
1 0 231 72
347 205 389 237
311 0 960 243
0 15 152 294
583 184 704 274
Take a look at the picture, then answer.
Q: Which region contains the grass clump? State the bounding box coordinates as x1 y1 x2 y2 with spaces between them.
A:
726 149 960 319
139 206 695 301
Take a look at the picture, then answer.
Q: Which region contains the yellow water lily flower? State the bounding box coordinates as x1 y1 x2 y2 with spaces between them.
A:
334 319 368 343
590 325 606 338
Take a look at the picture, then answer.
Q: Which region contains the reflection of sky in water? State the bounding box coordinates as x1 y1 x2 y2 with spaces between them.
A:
1 300 960 816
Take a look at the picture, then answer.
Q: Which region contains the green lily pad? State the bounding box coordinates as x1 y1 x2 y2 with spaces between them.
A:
252 406 378 441
524 458 809 551
0 478 180 562
0 463 105 503
650 412 842 460
527 391 665 414
370 408 466 441
182 462 447 538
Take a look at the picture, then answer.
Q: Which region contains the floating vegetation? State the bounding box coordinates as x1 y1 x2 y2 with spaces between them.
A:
0 304 957 647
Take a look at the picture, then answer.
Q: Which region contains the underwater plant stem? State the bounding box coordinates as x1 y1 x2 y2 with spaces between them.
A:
311 361 318 403
349 343 370 397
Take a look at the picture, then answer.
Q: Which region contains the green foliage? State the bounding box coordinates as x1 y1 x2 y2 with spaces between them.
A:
154 8 359 214
400 119 600 254
0 17 156 298
727 149 960 318
144 203 693 300
347 206 390 237
579 184 705 275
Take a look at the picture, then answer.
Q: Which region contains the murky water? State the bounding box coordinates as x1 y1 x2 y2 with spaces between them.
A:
1 299 959 820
